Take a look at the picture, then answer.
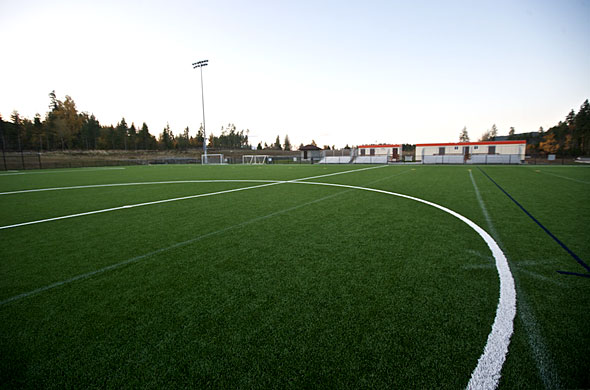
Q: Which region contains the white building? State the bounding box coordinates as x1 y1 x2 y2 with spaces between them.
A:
415 140 526 164
356 144 402 163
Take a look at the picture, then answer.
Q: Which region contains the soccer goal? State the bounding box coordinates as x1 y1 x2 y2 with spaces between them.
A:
201 154 225 165
242 155 269 165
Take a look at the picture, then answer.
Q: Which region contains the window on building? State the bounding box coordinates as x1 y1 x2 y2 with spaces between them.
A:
474 146 479 150
360 149 365 156
488 146 496 155
370 149 375 156
454 146 458 150
438 147 445 155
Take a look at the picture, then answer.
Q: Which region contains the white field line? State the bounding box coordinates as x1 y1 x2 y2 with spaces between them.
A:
290 180 516 390
0 180 278 195
3 170 512 388
0 165 385 195
0 167 126 176
469 171 502 245
469 170 561 389
290 164 387 181
0 165 387 229
0 189 351 307
538 170 590 184
0 182 282 230
0 168 402 305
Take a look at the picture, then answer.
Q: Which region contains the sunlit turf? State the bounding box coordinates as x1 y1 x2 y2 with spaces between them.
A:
1 164 588 388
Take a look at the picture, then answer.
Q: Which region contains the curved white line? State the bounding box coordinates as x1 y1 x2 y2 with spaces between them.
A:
0 174 515 388
288 181 516 390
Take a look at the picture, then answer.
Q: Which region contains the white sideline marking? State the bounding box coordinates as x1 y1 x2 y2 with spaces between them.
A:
0 165 387 229
290 180 516 390
538 170 590 184
469 170 561 389
0 167 126 176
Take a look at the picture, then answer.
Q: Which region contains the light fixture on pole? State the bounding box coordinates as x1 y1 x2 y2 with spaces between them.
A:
192 59 208 160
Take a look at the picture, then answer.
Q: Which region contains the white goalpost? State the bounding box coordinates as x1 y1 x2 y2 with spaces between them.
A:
201 154 225 165
242 155 269 165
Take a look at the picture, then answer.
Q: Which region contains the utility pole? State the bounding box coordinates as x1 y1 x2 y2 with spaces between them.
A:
192 60 209 161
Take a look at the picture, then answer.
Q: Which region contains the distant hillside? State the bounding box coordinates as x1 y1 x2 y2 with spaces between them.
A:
496 99 589 156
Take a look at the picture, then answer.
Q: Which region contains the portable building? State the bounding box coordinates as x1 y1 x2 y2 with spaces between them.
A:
415 140 526 164
356 144 402 163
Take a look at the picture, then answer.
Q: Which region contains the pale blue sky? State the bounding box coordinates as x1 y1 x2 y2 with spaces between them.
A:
1 0 589 147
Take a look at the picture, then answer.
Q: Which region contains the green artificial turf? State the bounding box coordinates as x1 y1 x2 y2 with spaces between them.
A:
0 164 588 388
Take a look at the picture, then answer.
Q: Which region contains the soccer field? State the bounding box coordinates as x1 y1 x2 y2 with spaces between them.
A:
1 164 588 388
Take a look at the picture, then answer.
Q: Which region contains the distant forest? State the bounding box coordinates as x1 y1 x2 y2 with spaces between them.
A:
504 99 590 156
1 93 589 156
0 92 251 152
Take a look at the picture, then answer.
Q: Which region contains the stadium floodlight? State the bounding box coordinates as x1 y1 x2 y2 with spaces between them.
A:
192 59 209 159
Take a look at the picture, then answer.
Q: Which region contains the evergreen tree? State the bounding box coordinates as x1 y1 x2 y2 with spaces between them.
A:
138 122 156 150
459 127 470 142
116 118 129 150
33 114 44 151
190 124 204 148
128 123 137 150
283 134 291 151
274 135 282 150
508 127 515 139
80 113 100 149
159 123 174 150
11 111 23 153
490 124 498 139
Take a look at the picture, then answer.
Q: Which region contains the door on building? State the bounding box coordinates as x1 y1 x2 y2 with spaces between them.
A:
463 146 470 161
392 147 399 159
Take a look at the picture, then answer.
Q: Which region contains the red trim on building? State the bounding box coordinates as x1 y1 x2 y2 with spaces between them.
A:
415 140 525 147
358 144 402 148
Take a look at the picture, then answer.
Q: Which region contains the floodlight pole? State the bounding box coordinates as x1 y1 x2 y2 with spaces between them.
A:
192 60 209 159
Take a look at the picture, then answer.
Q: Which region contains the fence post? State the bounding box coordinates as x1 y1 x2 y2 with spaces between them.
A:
38 153 42 169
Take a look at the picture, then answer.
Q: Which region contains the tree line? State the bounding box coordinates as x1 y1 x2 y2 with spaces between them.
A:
457 99 589 156
0 92 252 152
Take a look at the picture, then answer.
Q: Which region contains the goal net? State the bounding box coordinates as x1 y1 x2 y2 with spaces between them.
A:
201 154 224 165
242 155 269 165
